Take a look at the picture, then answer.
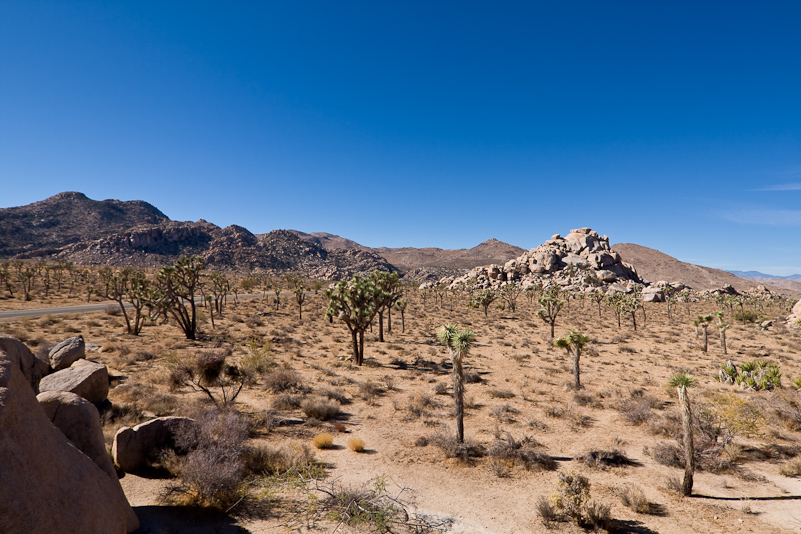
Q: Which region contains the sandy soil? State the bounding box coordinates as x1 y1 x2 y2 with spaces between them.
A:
3 287 801 534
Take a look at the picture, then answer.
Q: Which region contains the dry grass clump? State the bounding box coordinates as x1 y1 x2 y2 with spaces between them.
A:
581 449 636 468
780 456 801 477
486 433 556 471
272 393 303 411
487 388 515 399
313 433 334 449
315 386 350 405
616 392 661 425
489 403 519 423
347 438 365 452
403 392 440 419
301 396 341 420
430 433 485 461
615 485 664 515
263 367 304 393
537 471 612 530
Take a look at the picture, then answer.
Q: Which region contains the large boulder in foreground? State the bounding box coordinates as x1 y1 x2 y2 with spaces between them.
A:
113 416 198 474
0 341 139 533
38 361 109 405
0 335 49 393
49 335 85 371
37 390 117 480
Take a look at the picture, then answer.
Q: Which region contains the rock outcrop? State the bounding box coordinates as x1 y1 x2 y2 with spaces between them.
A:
0 338 138 533
789 299 801 327
425 228 643 294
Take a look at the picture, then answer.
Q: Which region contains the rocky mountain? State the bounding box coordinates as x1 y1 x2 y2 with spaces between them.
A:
288 230 366 251
0 192 168 257
611 243 798 294
55 223 394 278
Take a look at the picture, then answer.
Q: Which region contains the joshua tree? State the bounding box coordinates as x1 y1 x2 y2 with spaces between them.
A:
370 270 401 340
395 300 408 333
108 268 153 335
325 274 385 365
555 329 590 389
668 373 696 496
663 286 676 321
715 311 729 355
0 262 12 297
589 290 604 320
498 283 524 313
621 294 642 331
472 288 497 317
537 287 565 339
157 256 206 340
694 314 713 352
437 324 476 443
287 275 306 320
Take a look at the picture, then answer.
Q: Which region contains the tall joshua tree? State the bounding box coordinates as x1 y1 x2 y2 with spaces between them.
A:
555 329 590 390
668 373 696 496
694 314 713 352
437 324 476 443
325 274 384 365
714 311 729 355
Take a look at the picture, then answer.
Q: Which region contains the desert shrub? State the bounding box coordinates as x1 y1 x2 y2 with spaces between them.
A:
646 441 684 468
780 456 801 477
463 370 482 384
405 392 439 419
489 403 518 423
617 485 650 514
433 382 448 395
313 433 334 449
543 471 612 530
534 495 558 524
357 380 384 403
263 368 304 393
164 408 250 509
347 438 365 452
430 433 485 461
315 386 350 405
763 388 801 431
581 449 635 468
272 393 303 411
104 303 121 316
734 310 760 323
616 394 661 425
664 475 683 494
169 350 255 407
301 396 341 420
240 339 273 377
487 433 556 471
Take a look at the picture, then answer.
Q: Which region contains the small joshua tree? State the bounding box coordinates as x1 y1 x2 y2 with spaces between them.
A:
694 314 713 352
395 300 408 333
472 289 497 317
498 283 524 313
437 324 476 443
668 373 696 496
714 311 728 354
555 329 590 390
537 287 565 339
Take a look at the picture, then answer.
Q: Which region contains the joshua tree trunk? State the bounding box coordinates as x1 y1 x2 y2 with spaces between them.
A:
572 350 581 390
350 328 359 364
358 330 365 366
678 385 695 496
378 310 385 342
701 326 708 353
453 356 465 443
720 330 727 354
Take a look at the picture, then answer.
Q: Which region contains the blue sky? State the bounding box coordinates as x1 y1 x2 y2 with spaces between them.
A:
1 1 800 274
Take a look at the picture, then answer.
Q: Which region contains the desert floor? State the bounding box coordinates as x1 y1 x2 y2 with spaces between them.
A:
2 288 801 534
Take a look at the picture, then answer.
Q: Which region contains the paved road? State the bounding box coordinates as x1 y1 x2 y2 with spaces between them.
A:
0 293 273 321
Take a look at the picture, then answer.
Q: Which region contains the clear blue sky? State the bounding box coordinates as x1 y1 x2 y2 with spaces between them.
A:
1 1 800 274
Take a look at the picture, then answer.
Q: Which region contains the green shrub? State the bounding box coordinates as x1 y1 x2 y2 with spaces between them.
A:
718 359 781 391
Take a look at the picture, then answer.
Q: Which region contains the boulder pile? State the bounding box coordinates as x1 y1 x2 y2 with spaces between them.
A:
424 228 643 295
789 298 801 327
0 335 138 533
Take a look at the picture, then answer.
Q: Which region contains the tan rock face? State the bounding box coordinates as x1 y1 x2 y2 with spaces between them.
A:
0 341 139 534
113 416 198 473
789 299 801 326
38 361 109 405
0 335 50 393
49 335 85 371
37 390 117 480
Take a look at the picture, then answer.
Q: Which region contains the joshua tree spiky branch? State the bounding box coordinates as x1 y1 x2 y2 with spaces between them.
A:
555 329 590 389
437 324 476 443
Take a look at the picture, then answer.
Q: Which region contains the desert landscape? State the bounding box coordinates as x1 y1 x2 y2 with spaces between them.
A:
2 194 801 534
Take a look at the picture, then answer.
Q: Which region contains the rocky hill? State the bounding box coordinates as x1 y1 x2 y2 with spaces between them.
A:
611 243 769 293
0 192 168 257
429 228 643 294
56 223 394 278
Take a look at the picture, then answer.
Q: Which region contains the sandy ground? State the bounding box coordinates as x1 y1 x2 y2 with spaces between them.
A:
3 287 801 534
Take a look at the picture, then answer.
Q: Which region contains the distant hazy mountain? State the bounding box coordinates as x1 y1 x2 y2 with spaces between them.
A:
728 270 801 280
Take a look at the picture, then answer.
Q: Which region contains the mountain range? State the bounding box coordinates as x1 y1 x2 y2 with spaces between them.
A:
0 192 799 294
